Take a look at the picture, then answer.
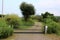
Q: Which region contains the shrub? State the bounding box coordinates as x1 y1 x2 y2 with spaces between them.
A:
44 18 60 35
4 14 20 29
0 18 8 27
55 23 60 35
0 27 13 39
0 18 13 39
47 21 57 33
43 18 53 24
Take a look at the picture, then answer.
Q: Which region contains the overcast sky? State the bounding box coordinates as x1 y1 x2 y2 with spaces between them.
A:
0 0 60 17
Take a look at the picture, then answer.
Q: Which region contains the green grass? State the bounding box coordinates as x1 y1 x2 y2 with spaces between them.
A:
18 26 31 29
17 19 34 29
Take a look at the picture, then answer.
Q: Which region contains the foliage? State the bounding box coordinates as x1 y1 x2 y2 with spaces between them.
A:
18 19 34 29
4 14 20 28
0 18 13 39
54 16 60 22
43 18 60 35
20 2 35 21
41 12 54 19
43 18 53 24
55 23 60 35
4 14 34 29
30 15 43 22
0 18 8 27
44 19 56 33
0 27 13 39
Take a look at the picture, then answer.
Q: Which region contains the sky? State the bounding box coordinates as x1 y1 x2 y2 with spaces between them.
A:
0 0 60 17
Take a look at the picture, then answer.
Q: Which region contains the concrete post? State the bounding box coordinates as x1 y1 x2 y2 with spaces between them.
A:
44 25 48 34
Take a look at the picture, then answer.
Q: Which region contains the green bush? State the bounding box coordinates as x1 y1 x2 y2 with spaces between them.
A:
44 18 60 35
0 27 13 39
47 21 57 33
43 18 53 24
45 19 56 33
55 23 60 35
4 14 20 28
0 18 8 27
0 18 13 39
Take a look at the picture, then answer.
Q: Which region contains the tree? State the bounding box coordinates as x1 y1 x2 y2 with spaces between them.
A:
20 2 35 21
41 12 55 19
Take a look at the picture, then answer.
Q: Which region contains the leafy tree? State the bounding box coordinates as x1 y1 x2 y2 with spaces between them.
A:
20 2 35 21
41 12 60 22
41 12 54 19
41 12 56 22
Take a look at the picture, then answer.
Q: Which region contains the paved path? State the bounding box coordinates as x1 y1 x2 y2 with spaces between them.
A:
14 34 60 40
14 22 43 32
3 34 60 40
28 22 43 29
